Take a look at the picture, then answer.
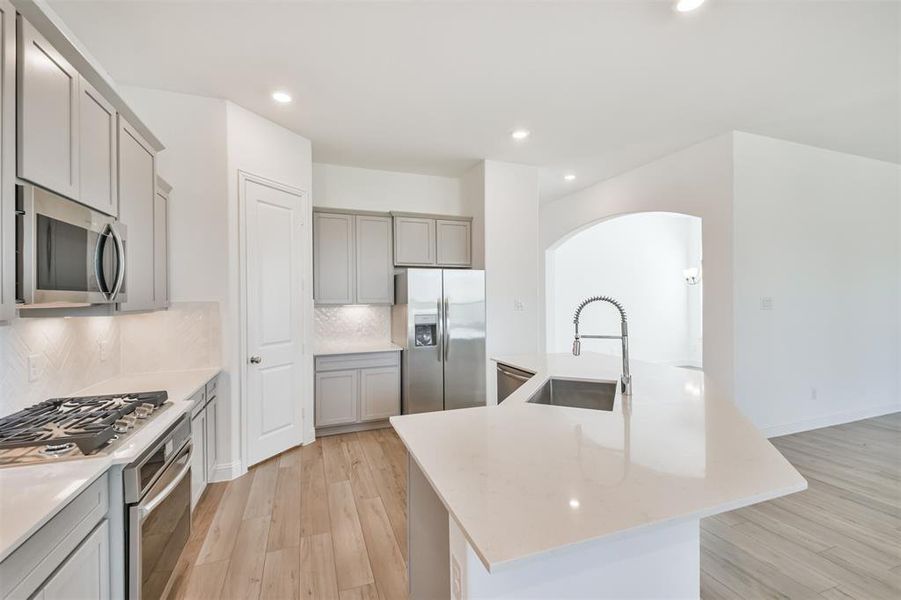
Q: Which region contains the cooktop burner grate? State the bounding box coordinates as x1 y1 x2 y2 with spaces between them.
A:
0 391 168 455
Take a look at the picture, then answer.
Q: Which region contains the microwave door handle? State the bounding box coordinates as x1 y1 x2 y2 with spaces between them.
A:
110 225 126 300
139 443 193 518
94 226 112 299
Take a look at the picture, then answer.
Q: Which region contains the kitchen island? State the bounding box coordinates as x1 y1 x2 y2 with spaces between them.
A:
390 353 806 599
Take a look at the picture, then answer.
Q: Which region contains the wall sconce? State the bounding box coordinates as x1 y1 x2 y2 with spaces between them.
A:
683 267 701 286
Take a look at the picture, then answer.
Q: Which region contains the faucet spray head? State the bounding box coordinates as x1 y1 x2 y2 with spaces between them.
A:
572 337 581 356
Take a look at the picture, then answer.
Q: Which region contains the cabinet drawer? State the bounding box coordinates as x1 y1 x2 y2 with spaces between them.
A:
315 351 399 372
205 376 218 403
189 388 206 418
1 472 109 599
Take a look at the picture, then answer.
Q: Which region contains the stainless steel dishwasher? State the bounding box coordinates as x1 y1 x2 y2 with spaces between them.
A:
496 362 534 403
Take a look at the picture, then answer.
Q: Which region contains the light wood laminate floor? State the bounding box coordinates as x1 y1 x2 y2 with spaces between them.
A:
168 414 900 599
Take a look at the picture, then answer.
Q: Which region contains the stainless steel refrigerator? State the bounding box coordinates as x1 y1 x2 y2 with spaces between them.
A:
392 269 486 414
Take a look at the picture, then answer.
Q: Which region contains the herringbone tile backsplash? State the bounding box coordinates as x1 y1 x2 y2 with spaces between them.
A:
0 302 221 416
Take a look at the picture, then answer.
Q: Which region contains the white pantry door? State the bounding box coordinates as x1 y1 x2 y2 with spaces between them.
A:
244 175 305 466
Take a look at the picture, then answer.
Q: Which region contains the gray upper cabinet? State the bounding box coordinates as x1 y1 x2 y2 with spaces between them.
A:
78 77 117 216
394 216 436 266
154 177 171 309
0 1 14 323
436 219 472 266
355 214 393 304
393 213 472 268
117 117 157 313
314 211 356 304
314 210 394 305
17 17 79 200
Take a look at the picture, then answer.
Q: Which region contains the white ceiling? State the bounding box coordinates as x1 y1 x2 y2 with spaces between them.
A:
49 1 899 202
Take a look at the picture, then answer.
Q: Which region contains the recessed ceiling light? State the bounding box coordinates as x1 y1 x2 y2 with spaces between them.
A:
674 0 706 12
564 173 576 181
511 129 531 141
271 91 292 104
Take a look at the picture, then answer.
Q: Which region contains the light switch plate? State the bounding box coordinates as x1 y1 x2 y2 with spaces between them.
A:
760 296 774 311
513 299 525 312
27 354 41 382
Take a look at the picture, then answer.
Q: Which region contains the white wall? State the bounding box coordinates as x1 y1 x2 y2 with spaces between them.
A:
225 102 314 464
540 135 735 395
459 162 486 269
117 88 314 478
547 213 702 367
120 86 229 305
732 132 901 435
484 160 541 403
312 163 463 214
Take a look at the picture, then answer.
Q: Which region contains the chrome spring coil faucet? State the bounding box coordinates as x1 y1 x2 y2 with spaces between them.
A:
572 296 632 396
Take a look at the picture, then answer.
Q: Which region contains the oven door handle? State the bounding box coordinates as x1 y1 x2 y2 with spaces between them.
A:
139 442 192 518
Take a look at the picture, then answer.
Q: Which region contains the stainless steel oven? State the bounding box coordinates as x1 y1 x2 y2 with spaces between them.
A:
16 182 126 307
124 416 192 600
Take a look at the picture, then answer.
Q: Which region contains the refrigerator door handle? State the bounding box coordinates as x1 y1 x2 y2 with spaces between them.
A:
443 297 451 359
436 299 443 362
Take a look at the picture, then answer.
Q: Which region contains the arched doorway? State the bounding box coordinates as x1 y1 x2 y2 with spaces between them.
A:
545 212 703 369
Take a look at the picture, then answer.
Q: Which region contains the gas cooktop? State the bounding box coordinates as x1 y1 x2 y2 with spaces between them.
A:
0 391 169 466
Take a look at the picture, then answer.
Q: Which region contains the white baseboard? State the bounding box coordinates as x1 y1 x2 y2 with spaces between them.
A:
209 460 245 483
760 403 901 438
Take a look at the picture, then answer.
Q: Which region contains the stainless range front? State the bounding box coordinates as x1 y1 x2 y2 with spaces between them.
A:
124 415 192 600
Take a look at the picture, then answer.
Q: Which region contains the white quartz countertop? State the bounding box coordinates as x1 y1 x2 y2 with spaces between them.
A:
390 353 806 572
0 367 221 562
314 341 403 356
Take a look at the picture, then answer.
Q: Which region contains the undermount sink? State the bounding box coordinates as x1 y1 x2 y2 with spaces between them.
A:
527 378 617 411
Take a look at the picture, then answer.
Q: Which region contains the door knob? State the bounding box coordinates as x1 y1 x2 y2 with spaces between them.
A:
249 356 262 364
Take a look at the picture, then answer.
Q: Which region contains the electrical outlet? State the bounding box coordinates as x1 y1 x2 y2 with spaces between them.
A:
27 354 41 383
452 556 462 600
99 339 110 362
513 299 525 312
760 296 774 311
810 387 818 401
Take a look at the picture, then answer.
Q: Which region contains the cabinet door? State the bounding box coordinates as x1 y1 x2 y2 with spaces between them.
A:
17 17 79 200
0 1 14 323
315 369 358 427
355 214 393 304
313 212 355 304
117 117 157 312
153 187 169 309
78 77 117 216
39 520 110 600
394 216 436 266
190 411 207 509
359 366 400 422
205 397 217 482
436 219 472 267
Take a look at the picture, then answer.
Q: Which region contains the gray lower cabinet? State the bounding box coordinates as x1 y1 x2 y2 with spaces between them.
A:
0 0 13 322
190 398 207 509
0 473 109 599
313 210 393 305
35 520 110 600
315 352 400 431
189 375 219 509
117 116 157 312
393 213 472 268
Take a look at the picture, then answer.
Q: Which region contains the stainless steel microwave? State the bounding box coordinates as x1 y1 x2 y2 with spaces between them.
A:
16 183 127 307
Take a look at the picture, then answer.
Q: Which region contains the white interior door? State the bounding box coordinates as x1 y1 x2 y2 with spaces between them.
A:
244 175 305 466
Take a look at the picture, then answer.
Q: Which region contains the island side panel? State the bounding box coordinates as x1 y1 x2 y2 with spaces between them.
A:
449 518 700 599
408 456 451 600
